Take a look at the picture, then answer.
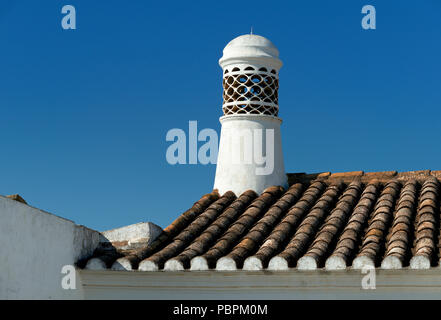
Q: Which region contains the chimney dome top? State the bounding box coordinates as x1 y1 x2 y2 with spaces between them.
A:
219 34 282 70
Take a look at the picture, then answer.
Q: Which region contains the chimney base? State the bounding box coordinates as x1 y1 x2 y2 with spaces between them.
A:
213 114 288 196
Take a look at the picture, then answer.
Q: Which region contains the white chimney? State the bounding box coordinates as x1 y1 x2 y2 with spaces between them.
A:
214 34 288 196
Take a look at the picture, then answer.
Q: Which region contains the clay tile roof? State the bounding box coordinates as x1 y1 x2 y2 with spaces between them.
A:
81 170 441 271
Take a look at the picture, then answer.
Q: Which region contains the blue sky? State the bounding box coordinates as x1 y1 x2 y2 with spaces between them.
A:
1 0 440 231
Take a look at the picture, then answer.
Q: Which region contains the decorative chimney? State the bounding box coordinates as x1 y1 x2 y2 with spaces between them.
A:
213 34 288 196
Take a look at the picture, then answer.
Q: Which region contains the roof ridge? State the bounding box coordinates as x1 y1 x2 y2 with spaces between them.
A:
288 170 441 185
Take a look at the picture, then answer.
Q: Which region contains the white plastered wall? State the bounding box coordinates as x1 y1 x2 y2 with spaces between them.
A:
0 196 100 299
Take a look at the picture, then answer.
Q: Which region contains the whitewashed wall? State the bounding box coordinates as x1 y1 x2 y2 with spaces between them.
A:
0 196 100 299
80 269 441 300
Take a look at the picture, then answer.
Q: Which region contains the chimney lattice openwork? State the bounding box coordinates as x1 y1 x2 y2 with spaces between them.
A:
222 66 279 116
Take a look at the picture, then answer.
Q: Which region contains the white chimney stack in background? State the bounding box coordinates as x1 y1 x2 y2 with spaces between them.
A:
214 34 288 196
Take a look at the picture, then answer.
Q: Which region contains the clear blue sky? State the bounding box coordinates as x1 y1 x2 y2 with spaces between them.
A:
1 0 440 231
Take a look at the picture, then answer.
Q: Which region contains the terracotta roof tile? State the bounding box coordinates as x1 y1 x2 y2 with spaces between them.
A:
81 170 441 271
139 191 236 270
6 194 27 204
268 183 344 269
410 177 440 268
165 190 257 270
298 180 363 269
330 171 364 179
217 183 303 269
382 179 418 268
189 186 283 270
353 180 401 268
